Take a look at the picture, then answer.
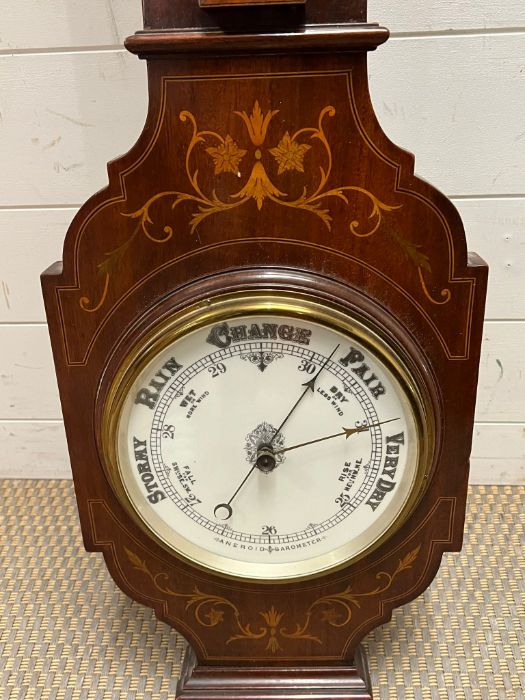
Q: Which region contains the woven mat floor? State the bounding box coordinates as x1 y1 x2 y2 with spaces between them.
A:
0 482 523 700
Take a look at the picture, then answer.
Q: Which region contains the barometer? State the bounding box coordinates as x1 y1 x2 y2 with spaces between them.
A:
102 293 430 582
42 1 487 697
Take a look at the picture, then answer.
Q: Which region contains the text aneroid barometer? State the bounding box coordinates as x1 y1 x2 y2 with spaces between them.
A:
42 0 487 697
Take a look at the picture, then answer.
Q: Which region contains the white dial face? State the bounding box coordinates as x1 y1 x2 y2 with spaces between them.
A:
112 305 423 580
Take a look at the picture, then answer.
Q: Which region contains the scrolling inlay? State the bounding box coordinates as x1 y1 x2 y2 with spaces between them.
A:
125 544 420 653
79 102 449 314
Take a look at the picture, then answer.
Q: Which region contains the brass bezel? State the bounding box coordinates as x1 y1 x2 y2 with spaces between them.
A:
100 290 435 582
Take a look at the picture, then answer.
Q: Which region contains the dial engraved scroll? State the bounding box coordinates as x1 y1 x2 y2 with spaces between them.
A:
79 102 446 313
125 545 420 653
240 348 284 373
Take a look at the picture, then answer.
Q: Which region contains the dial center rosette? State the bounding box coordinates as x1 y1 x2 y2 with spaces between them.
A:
245 422 286 473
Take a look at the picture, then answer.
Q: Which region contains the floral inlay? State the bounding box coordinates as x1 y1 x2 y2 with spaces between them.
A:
206 135 247 175
125 544 421 654
79 100 450 313
234 160 285 211
235 101 278 146
270 132 311 174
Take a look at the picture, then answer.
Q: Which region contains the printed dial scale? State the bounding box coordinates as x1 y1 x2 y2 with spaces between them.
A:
103 295 429 581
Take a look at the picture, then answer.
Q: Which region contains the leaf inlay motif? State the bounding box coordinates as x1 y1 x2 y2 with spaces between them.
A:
79 101 450 312
125 545 421 654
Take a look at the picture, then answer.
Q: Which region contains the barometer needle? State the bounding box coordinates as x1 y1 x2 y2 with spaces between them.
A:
273 418 400 456
269 343 340 445
214 343 340 521
214 467 256 520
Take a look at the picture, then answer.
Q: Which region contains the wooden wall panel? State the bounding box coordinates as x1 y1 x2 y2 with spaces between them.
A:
1 1 523 482
0 52 146 206
1 322 523 422
471 424 525 485
0 0 140 51
0 210 74 322
368 34 525 196
2 200 521 324
1 35 524 205
476 323 525 422
371 0 525 33
0 422 70 479
458 200 525 320
0 326 60 419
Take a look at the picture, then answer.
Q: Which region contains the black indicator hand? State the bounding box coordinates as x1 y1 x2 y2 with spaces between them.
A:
214 344 340 521
269 344 340 445
214 465 256 521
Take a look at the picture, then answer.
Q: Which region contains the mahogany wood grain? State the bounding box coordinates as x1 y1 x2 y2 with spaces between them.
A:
142 0 367 32
177 647 373 699
200 0 305 7
41 0 488 697
125 24 389 56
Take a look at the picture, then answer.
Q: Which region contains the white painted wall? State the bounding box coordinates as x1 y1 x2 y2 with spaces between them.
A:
0 1 523 483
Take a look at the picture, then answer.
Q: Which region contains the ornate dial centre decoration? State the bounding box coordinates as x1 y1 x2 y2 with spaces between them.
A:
244 422 286 470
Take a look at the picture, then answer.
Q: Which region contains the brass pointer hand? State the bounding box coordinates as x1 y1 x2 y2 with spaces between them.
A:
274 418 400 456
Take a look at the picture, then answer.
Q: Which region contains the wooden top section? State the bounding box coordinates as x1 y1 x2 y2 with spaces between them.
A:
199 0 306 7
141 0 367 32
130 0 379 57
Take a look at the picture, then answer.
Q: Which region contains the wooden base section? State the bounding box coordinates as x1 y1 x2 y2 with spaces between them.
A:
176 648 373 699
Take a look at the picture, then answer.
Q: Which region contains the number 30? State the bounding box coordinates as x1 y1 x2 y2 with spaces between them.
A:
298 359 316 374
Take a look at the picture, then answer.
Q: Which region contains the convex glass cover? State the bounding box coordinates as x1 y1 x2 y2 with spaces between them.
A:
102 293 431 580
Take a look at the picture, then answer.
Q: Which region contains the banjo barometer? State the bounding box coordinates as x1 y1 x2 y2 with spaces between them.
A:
42 0 488 697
